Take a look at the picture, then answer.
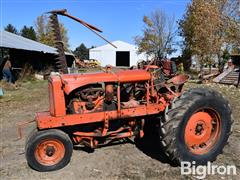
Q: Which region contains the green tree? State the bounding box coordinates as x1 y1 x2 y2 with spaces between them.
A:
222 48 230 61
181 48 192 71
35 15 69 50
20 26 37 40
135 9 176 60
73 43 89 60
4 24 18 34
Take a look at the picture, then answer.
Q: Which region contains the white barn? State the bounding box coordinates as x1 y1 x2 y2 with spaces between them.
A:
89 40 148 67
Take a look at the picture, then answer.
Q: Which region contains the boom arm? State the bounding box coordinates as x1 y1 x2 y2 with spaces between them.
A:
47 9 117 48
47 9 117 74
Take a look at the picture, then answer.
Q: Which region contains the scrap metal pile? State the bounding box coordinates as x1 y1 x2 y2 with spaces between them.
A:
75 59 101 68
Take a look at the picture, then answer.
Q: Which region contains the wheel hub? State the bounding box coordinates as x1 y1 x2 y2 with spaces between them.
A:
184 110 221 155
195 123 204 135
45 146 56 157
35 139 65 166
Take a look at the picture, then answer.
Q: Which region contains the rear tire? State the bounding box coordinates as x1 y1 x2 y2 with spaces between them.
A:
159 88 233 165
25 129 73 171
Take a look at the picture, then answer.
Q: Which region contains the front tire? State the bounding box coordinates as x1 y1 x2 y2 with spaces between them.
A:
159 88 233 165
25 129 73 171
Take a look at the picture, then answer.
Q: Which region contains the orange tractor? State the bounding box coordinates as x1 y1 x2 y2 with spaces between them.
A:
23 10 233 171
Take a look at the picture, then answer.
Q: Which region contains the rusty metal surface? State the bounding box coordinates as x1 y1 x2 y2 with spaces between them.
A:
16 120 35 139
47 9 102 32
49 13 68 74
47 9 117 49
167 74 190 85
60 69 151 94
23 10 197 173
47 9 117 73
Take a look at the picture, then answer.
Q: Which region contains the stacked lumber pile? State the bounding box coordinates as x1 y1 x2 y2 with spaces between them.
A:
213 67 239 86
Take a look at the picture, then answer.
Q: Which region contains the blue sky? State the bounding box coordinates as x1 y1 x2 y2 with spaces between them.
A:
1 0 190 55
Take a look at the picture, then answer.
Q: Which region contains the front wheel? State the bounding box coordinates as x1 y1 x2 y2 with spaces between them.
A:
159 88 233 165
25 129 73 171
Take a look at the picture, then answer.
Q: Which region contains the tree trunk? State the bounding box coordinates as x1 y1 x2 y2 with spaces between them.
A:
199 55 204 82
217 53 223 73
209 64 212 74
199 63 204 82
237 67 240 88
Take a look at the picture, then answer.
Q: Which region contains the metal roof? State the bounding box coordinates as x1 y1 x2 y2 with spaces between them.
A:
0 30 73 56
90 40 138 51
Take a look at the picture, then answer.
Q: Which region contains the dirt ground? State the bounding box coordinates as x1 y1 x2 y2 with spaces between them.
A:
0 80 239 180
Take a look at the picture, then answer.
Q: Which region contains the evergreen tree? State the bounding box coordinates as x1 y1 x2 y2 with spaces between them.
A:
4 24 18 34
20 26 37 40
73 43 89 60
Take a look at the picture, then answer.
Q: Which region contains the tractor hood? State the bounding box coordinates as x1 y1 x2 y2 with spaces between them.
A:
59 69 151 95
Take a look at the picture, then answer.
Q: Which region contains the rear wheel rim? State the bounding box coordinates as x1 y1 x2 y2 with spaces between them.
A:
34 139 65 166
184 108 221 155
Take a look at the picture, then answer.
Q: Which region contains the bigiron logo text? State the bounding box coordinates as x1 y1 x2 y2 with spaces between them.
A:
181 161 237 179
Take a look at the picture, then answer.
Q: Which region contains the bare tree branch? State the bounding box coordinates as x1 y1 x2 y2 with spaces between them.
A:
134 9 176 59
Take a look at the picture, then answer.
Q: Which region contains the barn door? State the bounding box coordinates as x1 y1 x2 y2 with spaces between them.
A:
116 51 130 67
